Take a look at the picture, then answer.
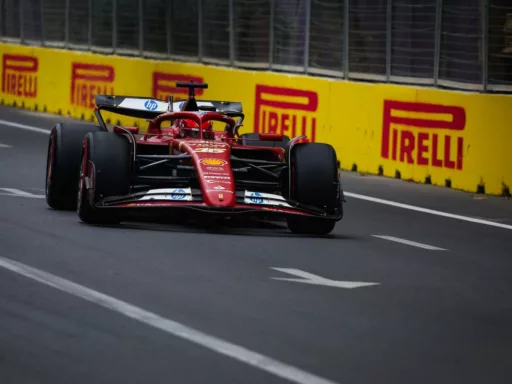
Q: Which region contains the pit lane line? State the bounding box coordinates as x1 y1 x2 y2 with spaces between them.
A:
0 255 339 384
2 117 512 232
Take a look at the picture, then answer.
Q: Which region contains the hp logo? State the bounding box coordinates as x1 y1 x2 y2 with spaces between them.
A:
249 192 264 204
170 189 186 200
144 99 158 111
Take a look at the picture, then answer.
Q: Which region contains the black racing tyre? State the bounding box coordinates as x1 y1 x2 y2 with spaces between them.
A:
46 123 104 210
239 132 290 148
77 131 131 225
286 143 340 235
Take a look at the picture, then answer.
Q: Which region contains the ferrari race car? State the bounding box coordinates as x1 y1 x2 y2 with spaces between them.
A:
45 82 344 235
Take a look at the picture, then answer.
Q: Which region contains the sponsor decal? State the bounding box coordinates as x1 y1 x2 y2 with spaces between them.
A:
169 188 187 200
381 100 466 170
190 142 228 147
194 147 227 153
244 190 292 207
206 166 224 171
71 62 115 108
207 189 233 194
248 192 264 204
138 188 193 201
118 98 167 112
200 158 227 166
152 72 205 100
204 175 230 180
205 180 231 184
144 99 159 111
254 84 318 141
2 54 38 98
213 185 225 190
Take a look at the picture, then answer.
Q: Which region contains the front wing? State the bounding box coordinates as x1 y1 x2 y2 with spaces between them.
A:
90 188 343 220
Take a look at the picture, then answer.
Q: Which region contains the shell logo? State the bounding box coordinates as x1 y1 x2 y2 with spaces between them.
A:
200 158 227 166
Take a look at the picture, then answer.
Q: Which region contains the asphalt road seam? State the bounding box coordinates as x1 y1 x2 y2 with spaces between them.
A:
345 192 512 231
0 256 340 384
372 235 447 251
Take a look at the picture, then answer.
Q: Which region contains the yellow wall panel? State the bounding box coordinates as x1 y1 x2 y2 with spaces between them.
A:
1 43 510 195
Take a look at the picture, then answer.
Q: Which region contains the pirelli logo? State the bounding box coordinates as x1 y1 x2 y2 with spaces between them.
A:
381 100 466 170
152 72 205 101
2 54 38 98
254 85 318 142
70 62 115 108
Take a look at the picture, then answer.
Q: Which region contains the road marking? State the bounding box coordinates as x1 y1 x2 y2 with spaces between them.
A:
344 191 512 231
0 142 12 148
0 256 339 384
270 268 380 289
0 119 50 134
372 235 447 251
0 188 45 198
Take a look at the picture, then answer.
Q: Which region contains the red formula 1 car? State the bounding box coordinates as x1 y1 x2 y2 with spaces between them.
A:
45 82 344 235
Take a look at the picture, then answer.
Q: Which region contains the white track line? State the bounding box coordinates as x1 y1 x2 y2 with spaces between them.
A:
0 142 12 148
0 256 339 384
0 188 45 198
372 235 447 251
345 192 512 231
0 119 50 134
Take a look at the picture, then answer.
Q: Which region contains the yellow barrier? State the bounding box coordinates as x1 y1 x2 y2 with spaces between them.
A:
1 43 511 196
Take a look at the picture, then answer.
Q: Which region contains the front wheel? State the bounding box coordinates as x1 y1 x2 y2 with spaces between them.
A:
286 143 341 235
77 131 131 225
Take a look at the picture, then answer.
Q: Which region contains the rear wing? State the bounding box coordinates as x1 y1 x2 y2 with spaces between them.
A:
95 95 170 119
94 94 244 127
171 100 242 114
171 99 244 125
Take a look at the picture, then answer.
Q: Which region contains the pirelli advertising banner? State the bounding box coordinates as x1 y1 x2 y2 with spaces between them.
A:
1 43 511 196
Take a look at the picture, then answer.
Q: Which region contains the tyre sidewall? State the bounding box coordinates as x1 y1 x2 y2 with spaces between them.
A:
77 132 131 225
290 143 339 212
285 142 340 235
46 123 103 209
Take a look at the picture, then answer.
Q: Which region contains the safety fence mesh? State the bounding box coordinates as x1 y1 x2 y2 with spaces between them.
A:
0 0 510 92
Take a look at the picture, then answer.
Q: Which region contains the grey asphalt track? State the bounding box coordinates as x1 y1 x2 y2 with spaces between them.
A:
0 105 511 384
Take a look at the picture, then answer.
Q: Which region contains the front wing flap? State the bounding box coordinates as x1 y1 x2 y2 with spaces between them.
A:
92 188 342 220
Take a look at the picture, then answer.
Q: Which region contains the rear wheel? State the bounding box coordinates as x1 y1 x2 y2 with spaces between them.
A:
77 131 131 225
45 123 104 210
286 143 341 235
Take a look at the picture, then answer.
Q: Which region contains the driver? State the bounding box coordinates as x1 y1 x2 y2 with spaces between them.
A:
177 118 214 139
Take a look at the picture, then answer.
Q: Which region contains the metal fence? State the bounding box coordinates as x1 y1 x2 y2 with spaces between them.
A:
1 0 511 93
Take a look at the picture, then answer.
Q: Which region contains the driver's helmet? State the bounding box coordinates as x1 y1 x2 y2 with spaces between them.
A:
178 118 213 139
